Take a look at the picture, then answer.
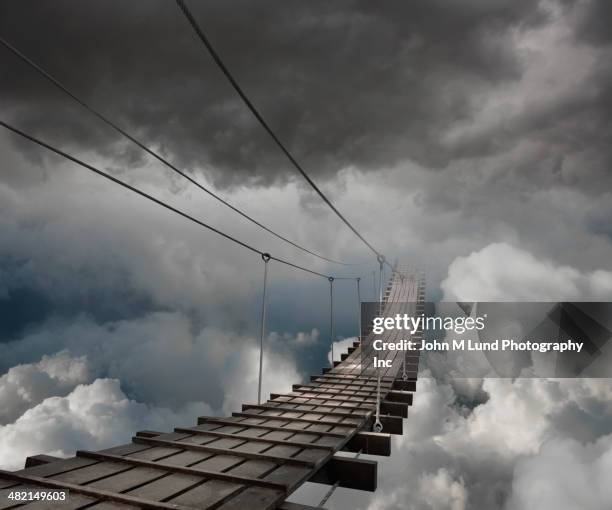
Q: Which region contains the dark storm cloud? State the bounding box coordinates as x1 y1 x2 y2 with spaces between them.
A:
575 0 612 45
1 0 550 187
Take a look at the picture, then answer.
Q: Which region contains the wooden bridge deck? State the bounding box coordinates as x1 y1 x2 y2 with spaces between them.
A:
0 266 424 510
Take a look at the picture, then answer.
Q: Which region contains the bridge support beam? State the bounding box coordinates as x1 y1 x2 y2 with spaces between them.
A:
343 432 391 456
380 400 408 418
386 390 413 405
393 380 417 392
309 455 377 492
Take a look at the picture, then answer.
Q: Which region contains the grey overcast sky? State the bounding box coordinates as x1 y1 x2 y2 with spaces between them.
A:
1 1 612 508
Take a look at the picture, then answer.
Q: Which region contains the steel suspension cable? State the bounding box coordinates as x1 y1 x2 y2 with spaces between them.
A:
0 36 357 267
0 120 332 280
175 0 386 261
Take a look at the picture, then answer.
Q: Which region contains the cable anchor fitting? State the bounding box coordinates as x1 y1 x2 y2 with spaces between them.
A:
261 253 271 263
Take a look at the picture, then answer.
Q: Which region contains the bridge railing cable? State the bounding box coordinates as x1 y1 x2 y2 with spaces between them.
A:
0 120 331 280
0 36 360 267
175 0 387 263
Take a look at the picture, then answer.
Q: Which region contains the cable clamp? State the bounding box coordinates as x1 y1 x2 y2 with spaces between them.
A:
328 276 334 282
261 253 271 262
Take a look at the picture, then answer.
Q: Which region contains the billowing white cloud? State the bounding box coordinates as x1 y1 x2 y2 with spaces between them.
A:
507 436 612 510
0 328 301 471
362 374 612 510
441 242 612 301
0 351 88 424
0 377 211 471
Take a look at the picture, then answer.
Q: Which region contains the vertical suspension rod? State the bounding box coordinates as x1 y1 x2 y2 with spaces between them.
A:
356 277 362 346
257 253 271 405
329 277 335 367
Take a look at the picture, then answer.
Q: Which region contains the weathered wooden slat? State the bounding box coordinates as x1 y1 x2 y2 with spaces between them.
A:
293 384 379 398
75 450 288 490
270 394 375 410
215 486 284 510
173 427 334 451
316 373 396 383
230 412 359 428
135 430 165 438
0 485 43 510
196 417 347 438
0 470 193 510
125 473 203 503
269 392 373 407
166 479 242 509
243 403 370 420
19 493 96 509
132 436 317 468
23 455 63 468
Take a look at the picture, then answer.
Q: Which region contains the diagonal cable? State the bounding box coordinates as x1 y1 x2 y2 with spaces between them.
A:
0 36 357 267
0 120 331 280
175 0 385 260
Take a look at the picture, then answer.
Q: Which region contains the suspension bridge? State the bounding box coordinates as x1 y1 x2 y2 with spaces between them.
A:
2 1 425 507
0 267 424 509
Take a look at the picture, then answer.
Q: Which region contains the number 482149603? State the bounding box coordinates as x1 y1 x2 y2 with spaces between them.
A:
7 491 68 502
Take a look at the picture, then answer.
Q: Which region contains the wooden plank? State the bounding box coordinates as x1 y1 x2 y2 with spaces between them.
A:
17 456 99 478
292 384 379 398
166 479 242 508
267 396 374 412
135 431 165 438
215 487 284 510
0 471 192 510
197 417 347 438
242 403 370 420
230 412 360 428
173 427 334 451
132 436 316 468
23 455 63 469
88 467 166 493
316 373 395 383
125 473 202 502
272 393 375 408
85 503 139 509
0 485 42 510
309 456 378 492
52 461 133 485
75 451 288 490
19 493 95 509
